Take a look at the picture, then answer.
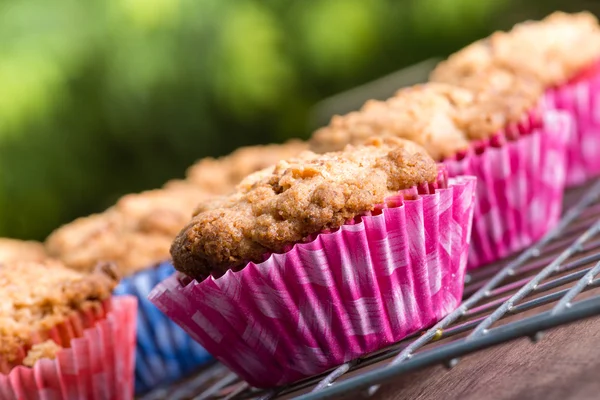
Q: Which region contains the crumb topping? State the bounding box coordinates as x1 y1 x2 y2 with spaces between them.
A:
171 137 437 278
310 81 537 158
46 182 213 276
431 12 600 87
0 260 117 364
185 140 309 194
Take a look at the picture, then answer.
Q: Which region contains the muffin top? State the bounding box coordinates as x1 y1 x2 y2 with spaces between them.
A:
115 181 210 237
185 140 309 195
171 137 437 278
45 211 124 273
447 70 543 140
310 81 537 159
0 238 48 264
46 182 212 276
0 260 118 364
310 84 472 160
431 12 600 87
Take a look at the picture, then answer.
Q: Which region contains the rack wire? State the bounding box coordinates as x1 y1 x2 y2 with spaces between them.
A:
142 179 600 400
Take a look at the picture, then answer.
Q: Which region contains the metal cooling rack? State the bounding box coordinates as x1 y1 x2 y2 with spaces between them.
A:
142 179 600 400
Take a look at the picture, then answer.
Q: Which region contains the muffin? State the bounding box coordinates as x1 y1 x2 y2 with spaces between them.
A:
45 182 215 393
0 260 136 399
185 140 309 194
45 182 213 275
310 82 571 269
150 137 477 387
431 11 600 186
0 238 48 264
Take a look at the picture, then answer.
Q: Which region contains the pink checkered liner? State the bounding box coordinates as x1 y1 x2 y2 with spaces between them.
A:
0 296 137 400
545 61 600 187
444 111 572 269
150 176 476 388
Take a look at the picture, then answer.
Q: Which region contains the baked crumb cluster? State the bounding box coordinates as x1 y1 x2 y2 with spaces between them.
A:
171 137 437 278
22 340 63 367
0 260 118 368
311 12 599 159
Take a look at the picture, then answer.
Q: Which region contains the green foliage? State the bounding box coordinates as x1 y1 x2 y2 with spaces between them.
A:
293 0 381 79
0 0 520 239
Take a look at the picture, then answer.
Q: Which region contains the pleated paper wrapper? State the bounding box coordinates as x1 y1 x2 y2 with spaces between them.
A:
114 264 213 394
149 174 476 388
0 296 137 400
545 60 600 187
443 110 572 269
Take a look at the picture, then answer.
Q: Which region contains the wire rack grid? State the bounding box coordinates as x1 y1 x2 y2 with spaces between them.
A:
142 179 600 400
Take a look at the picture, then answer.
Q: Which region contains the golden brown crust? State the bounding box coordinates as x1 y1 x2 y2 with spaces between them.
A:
310 83 472 160
46 183 213 276
115 182 211 237
442 69 544 140
431 12 600 87
45 211 125 273
310 78 545 153
185 140 309 194
0 239 48 264
171 137 437 278
0 260 118 363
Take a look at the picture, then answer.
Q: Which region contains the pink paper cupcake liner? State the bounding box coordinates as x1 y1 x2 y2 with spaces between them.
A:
443 110 572 270
0 296 137 400
149 172 476 388
544 60 600 187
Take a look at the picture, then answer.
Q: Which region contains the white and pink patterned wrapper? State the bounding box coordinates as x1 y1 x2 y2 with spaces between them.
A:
149 174 476 388
544 61 600 187
443 110 572 270
0 296 137 400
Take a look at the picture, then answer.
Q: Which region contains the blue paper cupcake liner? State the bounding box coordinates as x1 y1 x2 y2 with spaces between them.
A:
113 262 213 394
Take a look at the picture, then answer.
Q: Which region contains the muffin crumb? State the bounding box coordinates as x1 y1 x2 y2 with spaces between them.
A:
22 340 62 367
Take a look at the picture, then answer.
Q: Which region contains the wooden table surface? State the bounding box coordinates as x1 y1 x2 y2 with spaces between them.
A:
372 315 600 400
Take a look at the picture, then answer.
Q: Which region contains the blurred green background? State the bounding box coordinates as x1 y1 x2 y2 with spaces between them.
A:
1 0 597 240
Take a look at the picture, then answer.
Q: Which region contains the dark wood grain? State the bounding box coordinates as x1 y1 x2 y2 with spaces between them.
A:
372 314 600 400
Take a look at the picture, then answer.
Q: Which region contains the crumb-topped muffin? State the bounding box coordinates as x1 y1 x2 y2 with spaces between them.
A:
430 12 600 189
310 81 541 159
45 182 213 276
172 137 438 278
185 140 309 194
45 181 216 393
0 238 48 264
0 260 118 369
430 12 600 88
151 138 477 388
